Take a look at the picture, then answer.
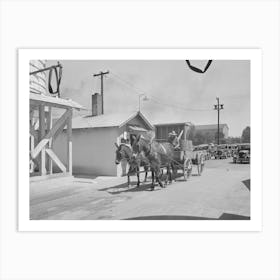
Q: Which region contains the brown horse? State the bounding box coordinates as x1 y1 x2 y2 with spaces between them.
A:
132 135 176 190
115 143 149 187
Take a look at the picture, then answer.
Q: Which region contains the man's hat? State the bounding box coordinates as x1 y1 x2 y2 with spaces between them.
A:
169 130 177 136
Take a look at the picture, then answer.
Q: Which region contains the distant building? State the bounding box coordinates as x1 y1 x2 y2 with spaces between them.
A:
195 124 229 139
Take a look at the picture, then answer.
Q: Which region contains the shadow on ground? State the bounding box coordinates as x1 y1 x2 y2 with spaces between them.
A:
125 213 250 220
99 181 168 194
242 179 250 191
99 173 188 194
74 174 97 180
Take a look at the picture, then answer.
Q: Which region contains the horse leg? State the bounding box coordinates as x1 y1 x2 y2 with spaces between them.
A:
144 171 148 182
173 165 178 182
151 171 155 191
155 169 164 188
127 175 130 187
136 167 140 187
157 174 164 188
165 166 169 186
144 166 148 182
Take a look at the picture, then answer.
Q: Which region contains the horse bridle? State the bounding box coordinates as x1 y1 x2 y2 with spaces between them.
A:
137 139 152 157
119 144 133 161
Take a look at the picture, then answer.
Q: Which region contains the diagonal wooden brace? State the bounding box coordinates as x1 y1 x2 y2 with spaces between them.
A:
45 149 66 172
31 109 71 159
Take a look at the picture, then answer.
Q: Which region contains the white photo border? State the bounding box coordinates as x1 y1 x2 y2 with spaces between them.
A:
18 48 262 232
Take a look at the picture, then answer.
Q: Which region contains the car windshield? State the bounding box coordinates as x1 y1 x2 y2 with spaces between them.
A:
239 145 250 150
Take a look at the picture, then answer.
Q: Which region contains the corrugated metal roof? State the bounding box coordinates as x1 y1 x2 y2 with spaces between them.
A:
72 111 154 130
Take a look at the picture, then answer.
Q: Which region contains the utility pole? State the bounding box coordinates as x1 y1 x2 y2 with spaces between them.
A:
213 97 224 145
93 71 109 114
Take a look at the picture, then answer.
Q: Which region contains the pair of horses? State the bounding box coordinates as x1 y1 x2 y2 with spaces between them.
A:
115 135 176 190
115 135 205 190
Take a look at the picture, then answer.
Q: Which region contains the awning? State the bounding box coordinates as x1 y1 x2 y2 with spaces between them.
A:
128 125 148 132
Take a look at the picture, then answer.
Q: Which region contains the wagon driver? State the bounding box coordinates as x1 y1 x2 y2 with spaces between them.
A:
168 131 180 149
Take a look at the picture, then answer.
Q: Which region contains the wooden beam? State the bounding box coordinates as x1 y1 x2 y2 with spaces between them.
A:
31 109 71 159
39 105 46 175
30 93 83 110
31 139 49 160
53 118 67 140
30 105 38 130
30 99 70 110
47 106 53 174
30 124 38 143
30 133 35 153
67 109 73 174
45 109 71 139
45 149 66 173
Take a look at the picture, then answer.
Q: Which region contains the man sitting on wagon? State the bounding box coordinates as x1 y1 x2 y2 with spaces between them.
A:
168 131 180 150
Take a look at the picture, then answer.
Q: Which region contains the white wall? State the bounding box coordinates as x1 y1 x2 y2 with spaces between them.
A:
53 127 119 176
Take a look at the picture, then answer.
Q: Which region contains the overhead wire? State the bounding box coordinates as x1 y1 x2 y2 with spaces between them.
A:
110 70 212 112
79 69 213 114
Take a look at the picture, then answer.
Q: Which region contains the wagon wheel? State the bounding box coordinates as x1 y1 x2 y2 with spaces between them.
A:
200 154 205 175
187 159 192 178
183 158 192 181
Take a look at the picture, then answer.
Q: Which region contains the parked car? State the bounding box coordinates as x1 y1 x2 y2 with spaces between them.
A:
215 149 227 159
233 143 250 163
197 144 211 160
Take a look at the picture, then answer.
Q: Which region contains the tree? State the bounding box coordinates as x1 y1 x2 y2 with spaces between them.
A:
241 126 250 143
193 131 206 145
204 132 215 144
214 131 225 144
227 137 241 144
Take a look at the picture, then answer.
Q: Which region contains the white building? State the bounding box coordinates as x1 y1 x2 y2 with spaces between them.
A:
53 111 154 176
195 123 229 138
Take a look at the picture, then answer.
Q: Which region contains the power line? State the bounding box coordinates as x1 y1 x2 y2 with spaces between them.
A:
110 70 212 112
110 72 144 96
148 96 211 113
78 70 213 114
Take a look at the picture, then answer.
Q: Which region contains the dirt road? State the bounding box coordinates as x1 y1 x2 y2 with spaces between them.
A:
30 158 250 220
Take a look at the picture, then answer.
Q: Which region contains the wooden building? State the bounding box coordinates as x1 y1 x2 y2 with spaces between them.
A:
53 111 154 176
29 60 82 182
154 122 193 142
29 94 83 181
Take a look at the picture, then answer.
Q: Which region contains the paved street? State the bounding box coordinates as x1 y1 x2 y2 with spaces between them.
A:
30 158 250 220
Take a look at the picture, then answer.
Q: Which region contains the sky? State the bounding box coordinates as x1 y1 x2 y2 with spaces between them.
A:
47 60 250 137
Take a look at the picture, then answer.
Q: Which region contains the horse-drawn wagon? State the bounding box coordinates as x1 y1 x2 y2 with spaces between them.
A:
154 122 204 180
115 122 204 190
171 144 193 181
